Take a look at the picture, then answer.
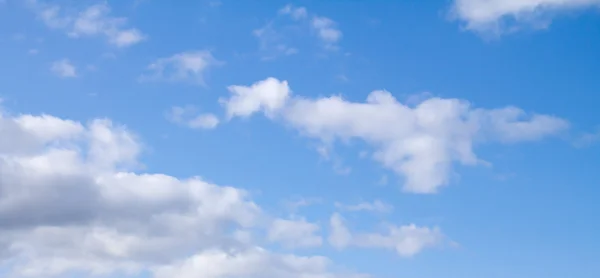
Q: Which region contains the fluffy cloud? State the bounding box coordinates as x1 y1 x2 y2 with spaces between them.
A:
328 213 443 257
166 106 220 129
222 78 569 193
222 77 291 118
335 200 393 213
50 59 77 78
30 2 145 47
267 218 323 248
0 108 366 278
141 51 222 85
451 0 600 34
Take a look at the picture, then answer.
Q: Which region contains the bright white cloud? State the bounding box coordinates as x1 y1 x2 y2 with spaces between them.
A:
142 51 221 85
328 213 443 257
31 2 145 47
223 78 569 194
451 0 600 34
335 200 393 213
221 77 291 118
267 218 323 248
0 107 367 278
50 59 77 78
167 106 220 129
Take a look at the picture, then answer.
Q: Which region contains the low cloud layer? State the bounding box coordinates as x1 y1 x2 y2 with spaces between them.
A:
0 106 435 277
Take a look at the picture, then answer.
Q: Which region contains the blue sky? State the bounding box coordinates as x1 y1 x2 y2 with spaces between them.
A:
1 0 600 277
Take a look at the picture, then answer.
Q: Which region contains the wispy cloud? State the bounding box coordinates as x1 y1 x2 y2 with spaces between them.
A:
30 1 145 47
311 16 342 50
166 106 219 130
254 4 343 59
278 4 308 20
283 197 322 212
335 200 393 213
141 50 222 85
573 128 600 148
50 59 77 78
329 213 445 257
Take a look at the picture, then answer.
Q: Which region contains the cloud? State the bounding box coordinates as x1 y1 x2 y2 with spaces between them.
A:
166 106 220 129
142 51 222 85
267 218 323 248
283 197 322 212
253 23 299 60
278 4 308 20
335 200 393 213
30 2 145 47
311 16 342 50
316 145 352 175
451 0 600 35
153 247 369 278
0 106 368 278
254 5 343 59
222 78 569 194
573 127 600 147
221 77 291 118
328 213 443 257
50 59 77 78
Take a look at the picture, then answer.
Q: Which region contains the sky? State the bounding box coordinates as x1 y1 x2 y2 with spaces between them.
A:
0 0 600 277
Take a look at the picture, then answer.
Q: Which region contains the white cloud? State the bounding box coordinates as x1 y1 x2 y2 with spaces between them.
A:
311 16 342 49
30 2 145 47
328 213 443 257
328 213 353 249
153 247 369 278
167 106 219 129
223 78 569 194
573 127 600 147
283 197 322 212
335 200 393 213
451 0 600 34
142 51 222 85
252 4 307 59
221 77 291 118
50 59 77 78
278 4 308 20
0 107 368 278
28 49 39 55
267 218 323 248
254 5 343 58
